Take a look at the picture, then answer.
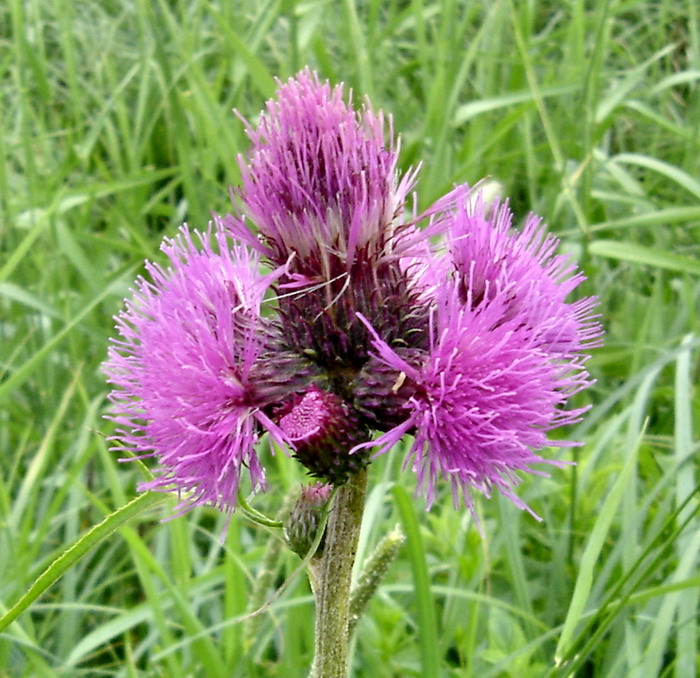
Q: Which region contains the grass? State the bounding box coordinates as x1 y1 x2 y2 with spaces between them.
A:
1 0 699 675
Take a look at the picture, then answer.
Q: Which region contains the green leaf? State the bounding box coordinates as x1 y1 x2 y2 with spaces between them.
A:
393 485 440 678
0 492 164 633
589 240 700 275
554 424 643 663
612 153 700 200
591 206 700 232
453 84 578 125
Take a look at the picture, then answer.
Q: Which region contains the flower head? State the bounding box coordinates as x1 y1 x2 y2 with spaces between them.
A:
447 195 601 356
105 70 601 520
277 385 370 483
103 224 289 512
353 195 602 515
231 68 416 277
358 284 594 516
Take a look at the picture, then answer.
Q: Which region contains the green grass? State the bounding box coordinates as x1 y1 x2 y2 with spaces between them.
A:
1 0 699 675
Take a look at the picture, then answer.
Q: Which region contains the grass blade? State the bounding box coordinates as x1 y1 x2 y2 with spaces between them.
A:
393 485 440 678
0 492 164 633
554 423 644 663
589 240 700 275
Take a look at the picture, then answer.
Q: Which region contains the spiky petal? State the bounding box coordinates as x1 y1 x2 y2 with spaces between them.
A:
447 195 602 356
356 196 602 516
103 223 287 513
233 68 415 275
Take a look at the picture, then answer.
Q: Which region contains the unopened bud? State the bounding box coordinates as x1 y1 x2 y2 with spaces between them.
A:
277 385 370 484
284 483 332 558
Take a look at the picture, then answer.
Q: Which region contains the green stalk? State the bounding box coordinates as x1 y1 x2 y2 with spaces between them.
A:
348 525 405 636
310 468 368 678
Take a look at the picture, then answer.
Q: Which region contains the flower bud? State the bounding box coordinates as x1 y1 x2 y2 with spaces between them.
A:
284 483 332 558
277 385 370 484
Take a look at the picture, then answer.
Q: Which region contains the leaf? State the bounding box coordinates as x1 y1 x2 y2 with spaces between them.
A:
0 493 164 633
453 84 578 125
589 240 700 276
612 153 700 200
393 485 440 678
554 424 643 663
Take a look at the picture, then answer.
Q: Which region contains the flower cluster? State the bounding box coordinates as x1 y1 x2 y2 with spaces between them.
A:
104 69 602 517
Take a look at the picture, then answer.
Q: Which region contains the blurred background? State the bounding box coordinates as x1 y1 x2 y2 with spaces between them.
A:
1 1 698 676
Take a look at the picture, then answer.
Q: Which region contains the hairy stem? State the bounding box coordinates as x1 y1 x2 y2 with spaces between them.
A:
310 468 368 678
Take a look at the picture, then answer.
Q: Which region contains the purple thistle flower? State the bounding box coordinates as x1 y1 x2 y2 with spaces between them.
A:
103 224 291 513
104 69 602 519
227 68 417 276
354 196 602 515
447 195 601 356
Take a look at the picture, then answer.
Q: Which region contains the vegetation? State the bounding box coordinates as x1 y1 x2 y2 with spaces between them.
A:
1 0 698 675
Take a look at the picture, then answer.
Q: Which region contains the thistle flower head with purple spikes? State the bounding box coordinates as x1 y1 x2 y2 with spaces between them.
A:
104 69 602 518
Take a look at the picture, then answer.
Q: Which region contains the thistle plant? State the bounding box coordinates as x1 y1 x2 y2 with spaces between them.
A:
103 69 602 677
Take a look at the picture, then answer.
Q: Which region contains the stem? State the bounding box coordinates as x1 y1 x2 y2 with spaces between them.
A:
348 525 405 636
310 468 368 678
